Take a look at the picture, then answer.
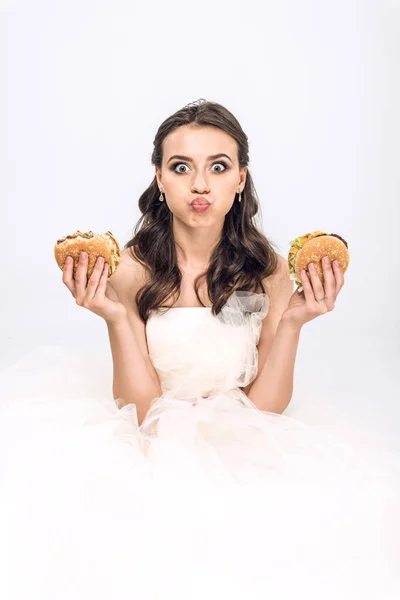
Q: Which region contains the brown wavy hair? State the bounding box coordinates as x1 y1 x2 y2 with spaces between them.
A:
124 99 279 322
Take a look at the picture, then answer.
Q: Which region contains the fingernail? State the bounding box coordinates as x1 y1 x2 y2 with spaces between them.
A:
81 252 87 260
323 256 329 264
334 260 339 267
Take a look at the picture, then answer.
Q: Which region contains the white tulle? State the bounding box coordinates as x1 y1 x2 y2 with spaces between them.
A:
0 291 399 600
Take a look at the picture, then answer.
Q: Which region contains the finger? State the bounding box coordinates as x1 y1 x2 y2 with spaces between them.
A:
307 262 325 301
332 260 344 293
300 268 315 303
94 262 109 300
62 256 76 296
86 256 105 300
74 252 89 299
321 256 336 305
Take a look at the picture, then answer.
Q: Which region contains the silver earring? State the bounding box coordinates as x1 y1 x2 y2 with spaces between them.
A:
238 191 242 203
159 191 164 202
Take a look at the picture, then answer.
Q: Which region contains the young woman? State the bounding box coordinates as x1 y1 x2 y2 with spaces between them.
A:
0 100 398 599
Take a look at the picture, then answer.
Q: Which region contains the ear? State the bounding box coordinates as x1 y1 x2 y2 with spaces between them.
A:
155 166 162 190
239 166 247 191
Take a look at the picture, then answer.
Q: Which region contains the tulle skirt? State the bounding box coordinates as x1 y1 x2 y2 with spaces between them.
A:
0 345 399 600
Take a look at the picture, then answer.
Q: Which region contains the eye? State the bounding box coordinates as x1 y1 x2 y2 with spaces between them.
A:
172 163 190 174
211 162 228 172
171 161 229 174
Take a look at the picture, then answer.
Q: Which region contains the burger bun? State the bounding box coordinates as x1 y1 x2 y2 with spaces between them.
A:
54 230 121 279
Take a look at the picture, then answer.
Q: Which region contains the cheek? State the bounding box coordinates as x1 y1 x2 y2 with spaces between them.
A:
162 172 178 189
216 176 238 202
220 173 240 197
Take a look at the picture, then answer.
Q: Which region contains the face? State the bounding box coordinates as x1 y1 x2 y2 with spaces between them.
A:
155 124 247 228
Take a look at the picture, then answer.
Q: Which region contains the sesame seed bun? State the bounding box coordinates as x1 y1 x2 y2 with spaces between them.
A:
288 231 350 292
54 230 121 279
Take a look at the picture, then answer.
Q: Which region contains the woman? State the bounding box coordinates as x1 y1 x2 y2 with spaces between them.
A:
0 99 398 599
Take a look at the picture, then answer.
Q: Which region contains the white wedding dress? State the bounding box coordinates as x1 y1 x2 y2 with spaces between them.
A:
0 291 399 600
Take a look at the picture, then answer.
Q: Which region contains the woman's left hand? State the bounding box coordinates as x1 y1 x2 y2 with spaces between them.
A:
281 256 344 330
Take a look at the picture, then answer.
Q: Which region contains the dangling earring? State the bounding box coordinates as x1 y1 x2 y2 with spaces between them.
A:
238 191 242 203
159 191 164 202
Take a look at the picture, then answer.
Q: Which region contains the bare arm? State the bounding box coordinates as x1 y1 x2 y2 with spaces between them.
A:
246 319 301 413
244 254 301 413
106 250 162 426
106 316 162 426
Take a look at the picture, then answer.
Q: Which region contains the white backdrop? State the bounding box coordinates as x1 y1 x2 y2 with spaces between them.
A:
1 1 399 435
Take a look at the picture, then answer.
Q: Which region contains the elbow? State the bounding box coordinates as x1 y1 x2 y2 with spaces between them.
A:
113 379 162 424
112 390 154 428
248 391 292 415
261 404 290 415
268 405 287 415
112 372 162 408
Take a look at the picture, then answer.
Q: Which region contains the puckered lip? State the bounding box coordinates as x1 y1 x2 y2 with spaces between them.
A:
190 196 211 205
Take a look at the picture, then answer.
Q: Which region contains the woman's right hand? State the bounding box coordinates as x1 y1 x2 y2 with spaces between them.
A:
62 251 128 325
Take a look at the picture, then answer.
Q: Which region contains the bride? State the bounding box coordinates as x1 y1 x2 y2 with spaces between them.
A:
0 99 399 600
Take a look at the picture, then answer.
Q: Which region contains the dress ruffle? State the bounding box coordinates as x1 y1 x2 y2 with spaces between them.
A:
0 290 399 599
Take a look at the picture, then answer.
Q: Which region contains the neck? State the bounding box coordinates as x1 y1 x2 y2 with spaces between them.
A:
173 217 223 269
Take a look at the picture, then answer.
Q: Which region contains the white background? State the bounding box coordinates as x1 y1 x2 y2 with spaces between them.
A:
1 1 399 435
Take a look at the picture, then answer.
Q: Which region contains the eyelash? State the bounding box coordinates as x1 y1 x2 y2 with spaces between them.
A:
170 161 229 174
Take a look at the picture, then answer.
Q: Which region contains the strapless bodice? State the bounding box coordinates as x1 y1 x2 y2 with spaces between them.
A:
145 291 270 398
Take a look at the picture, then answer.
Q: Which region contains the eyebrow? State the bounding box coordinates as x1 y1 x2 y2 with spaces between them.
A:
167 153 233 164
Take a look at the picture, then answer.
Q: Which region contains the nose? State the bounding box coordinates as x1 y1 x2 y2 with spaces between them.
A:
191 171 210 194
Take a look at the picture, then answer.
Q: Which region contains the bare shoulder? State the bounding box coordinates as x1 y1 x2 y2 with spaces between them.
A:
108 247 149 313
262 253 293 307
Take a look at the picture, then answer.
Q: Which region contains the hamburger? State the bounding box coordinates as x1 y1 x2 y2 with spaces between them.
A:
288 230 349 293
54 230 121 279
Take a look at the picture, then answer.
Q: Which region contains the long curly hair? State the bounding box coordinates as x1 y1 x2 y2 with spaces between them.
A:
124 99 279 322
